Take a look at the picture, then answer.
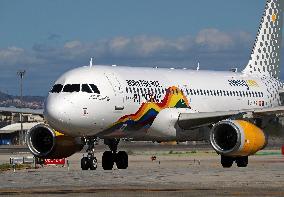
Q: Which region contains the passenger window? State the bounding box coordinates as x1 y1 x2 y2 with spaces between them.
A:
50 84 63 93
185 89 189 95
63 84 80 92
82 84 93 93
89 84 100 94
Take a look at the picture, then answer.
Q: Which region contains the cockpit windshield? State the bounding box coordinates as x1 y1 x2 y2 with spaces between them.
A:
63 84 80 93
50 83 100 94
89 84 100 94
50 84 63 93
82 84 93 93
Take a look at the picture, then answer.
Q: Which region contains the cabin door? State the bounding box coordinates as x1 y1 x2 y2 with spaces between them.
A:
104 72 124 111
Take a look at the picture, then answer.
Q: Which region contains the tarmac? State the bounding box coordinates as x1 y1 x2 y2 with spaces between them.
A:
0 143 283 197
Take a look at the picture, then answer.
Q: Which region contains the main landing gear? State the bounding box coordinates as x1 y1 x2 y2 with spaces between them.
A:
221 155 248 168
102 139 128 170
81 138 98 170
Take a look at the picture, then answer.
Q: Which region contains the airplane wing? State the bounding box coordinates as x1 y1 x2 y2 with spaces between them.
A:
178 106 284 130
253 106 284 115
0 107 44 115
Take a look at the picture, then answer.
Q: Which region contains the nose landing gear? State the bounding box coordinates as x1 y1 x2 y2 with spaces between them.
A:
81 152 97 170
81 138 98 170
102 139 128 170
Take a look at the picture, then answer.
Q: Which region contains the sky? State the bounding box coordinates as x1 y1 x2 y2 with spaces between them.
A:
0 0 280 96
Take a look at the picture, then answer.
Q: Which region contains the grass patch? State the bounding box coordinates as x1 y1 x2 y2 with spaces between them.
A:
0 163 32 172
135 150 215 156
168 150 197 155
255 151 281 156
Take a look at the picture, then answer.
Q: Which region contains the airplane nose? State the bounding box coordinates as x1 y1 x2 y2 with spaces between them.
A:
43 93 96 136
44 95 68 130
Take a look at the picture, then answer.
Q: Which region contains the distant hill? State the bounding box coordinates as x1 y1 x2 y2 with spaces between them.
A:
0 91 44 109
0 91 12 100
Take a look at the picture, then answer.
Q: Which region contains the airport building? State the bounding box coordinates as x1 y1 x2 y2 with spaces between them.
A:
0 112 43 145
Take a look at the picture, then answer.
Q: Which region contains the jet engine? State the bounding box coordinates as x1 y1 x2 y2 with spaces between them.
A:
26 124 83 159
210 120 267 157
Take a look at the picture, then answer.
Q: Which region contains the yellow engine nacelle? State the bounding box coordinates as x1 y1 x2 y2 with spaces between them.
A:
210 120 267 157
27 124 83 159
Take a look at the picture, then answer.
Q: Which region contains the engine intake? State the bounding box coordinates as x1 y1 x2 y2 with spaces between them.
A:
210 120 267 157
27 124 83 159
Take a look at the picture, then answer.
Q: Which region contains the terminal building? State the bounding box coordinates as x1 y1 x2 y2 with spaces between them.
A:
0 112 43 145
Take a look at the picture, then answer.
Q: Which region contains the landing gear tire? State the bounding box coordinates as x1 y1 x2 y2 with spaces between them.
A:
116 151 128 169
89 157 98 170
81 157 89 170
103 139 129 170
81 154 98 170
221 155 234 168
236 156 248 167
102 151 114 170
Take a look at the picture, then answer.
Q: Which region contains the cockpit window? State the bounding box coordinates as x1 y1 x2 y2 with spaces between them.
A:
89 84 100 94
50 84 63 93
82 84 93 93
63 84 80 93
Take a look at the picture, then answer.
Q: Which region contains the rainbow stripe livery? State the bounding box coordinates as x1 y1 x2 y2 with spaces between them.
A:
110 86 190 131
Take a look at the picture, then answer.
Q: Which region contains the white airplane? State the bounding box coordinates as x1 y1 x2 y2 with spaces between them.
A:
3 0 284 170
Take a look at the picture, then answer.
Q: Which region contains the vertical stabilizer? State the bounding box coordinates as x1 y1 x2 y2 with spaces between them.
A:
243 0 283 79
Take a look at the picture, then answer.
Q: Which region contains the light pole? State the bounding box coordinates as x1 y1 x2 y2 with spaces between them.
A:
17 70 25 145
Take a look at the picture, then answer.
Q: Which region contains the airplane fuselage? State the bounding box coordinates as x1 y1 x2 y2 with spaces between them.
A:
44 65 282 140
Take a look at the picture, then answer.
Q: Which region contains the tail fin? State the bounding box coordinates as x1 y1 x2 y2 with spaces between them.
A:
243 0 283 79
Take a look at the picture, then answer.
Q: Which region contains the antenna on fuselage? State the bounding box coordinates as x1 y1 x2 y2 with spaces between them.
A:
196 62 200 71
89 57 94 67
